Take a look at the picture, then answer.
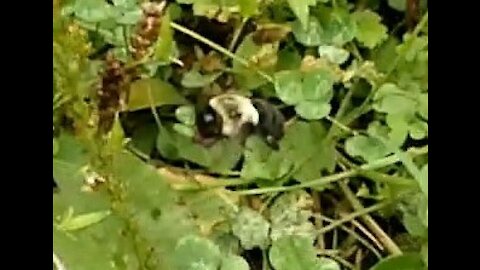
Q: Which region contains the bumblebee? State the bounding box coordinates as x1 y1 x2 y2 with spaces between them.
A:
195 93 285 149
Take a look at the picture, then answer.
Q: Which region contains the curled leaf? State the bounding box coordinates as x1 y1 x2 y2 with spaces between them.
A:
57 209 111 232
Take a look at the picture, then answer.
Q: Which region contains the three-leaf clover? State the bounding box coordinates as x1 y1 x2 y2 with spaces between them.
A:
274 69 334 120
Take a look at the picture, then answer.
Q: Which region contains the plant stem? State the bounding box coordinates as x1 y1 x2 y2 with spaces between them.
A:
386 11 428 78
332 225 338 250
318 252 355 270
126 143 151 162
412 12 428 37
326 115 359 136
337 152 417 187
170 22 274 83
234 146 427 195
343 214 384 252
147 81 163 129
339 181 402 255
316 215 382 259
330 13 429 132
355 249 363 270
312 191 325 250
170 177 255 190
348 42 363 61
326 41 365 141
317 201 391 234
122 25 132 59
358 170 417 187
235 170 356 195
157 167 255 190
170 22 246 64
228 18 248 52
340 95 373 127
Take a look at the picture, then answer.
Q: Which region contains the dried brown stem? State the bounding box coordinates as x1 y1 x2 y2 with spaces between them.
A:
312 191 326 250
338 181 402 255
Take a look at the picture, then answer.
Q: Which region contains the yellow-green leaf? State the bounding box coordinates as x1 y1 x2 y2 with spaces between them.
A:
239 0 258 17
370 253 426 270
353 10 388 48
127 78 187 111
287 0 316 30
57 209 111 231
154 12 173 62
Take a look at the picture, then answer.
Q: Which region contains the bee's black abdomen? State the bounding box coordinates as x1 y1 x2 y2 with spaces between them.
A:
251 99 286 149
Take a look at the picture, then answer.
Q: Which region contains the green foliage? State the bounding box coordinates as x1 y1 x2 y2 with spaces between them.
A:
399 193 428 238
318 45 350 64
157 126 244 173
274 69 334 120
55 0 428 268
175 0 242 22
291 5 356 47
53 134 138 270
154 12 174 62
128 78 188 111
232 34 277 90
175 105 196 126
277 46 302 70
173 235 222 270
241 121 334 183
316 6 357 46
269 235 340 270
280 121 335 181
419 164 428 197
291 17 326 46
370 254 426 270
173 235 250 270
231 207 271 250
241 136 291 181
220 255 250 270
286 0 317 30
181 70 223 88
269 191 316 242
56 208 111 231
352 10 388 49
345 135 390 162
238 0 258 17
387 0 406 11
63 0 142 46
54 132 239 269
131 123 158 154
